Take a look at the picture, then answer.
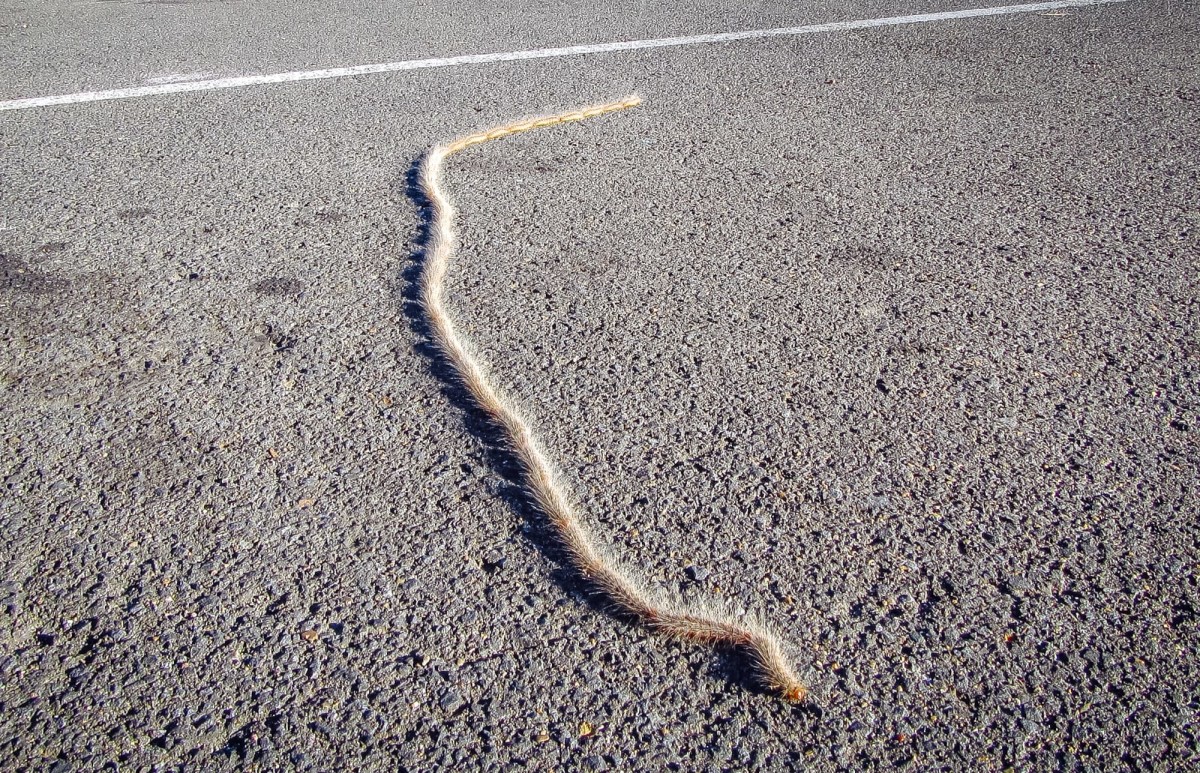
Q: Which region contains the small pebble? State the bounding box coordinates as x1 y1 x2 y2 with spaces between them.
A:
439 689 464 713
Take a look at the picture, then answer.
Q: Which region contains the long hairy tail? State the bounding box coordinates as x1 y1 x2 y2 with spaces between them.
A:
417 95 806 702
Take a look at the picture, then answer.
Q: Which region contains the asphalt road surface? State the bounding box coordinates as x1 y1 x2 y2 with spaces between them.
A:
1 0 1198 770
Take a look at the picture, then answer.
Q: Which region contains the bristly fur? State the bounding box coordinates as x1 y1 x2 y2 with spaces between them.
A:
417 95 806 703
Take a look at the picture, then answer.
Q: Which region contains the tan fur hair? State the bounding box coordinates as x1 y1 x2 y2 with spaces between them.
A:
418 95 806 702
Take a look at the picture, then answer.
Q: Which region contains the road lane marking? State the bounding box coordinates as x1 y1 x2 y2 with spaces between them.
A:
0 0 1129 113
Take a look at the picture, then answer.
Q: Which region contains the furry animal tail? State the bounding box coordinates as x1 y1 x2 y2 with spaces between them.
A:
418 96 806 702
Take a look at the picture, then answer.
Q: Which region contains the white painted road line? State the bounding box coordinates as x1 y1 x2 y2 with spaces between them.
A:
0 0 1129 113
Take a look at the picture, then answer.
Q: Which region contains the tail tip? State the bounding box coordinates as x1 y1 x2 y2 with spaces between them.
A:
781 683 807 703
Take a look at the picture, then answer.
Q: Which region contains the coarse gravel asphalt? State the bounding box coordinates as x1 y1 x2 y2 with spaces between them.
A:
1 0 1198 770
